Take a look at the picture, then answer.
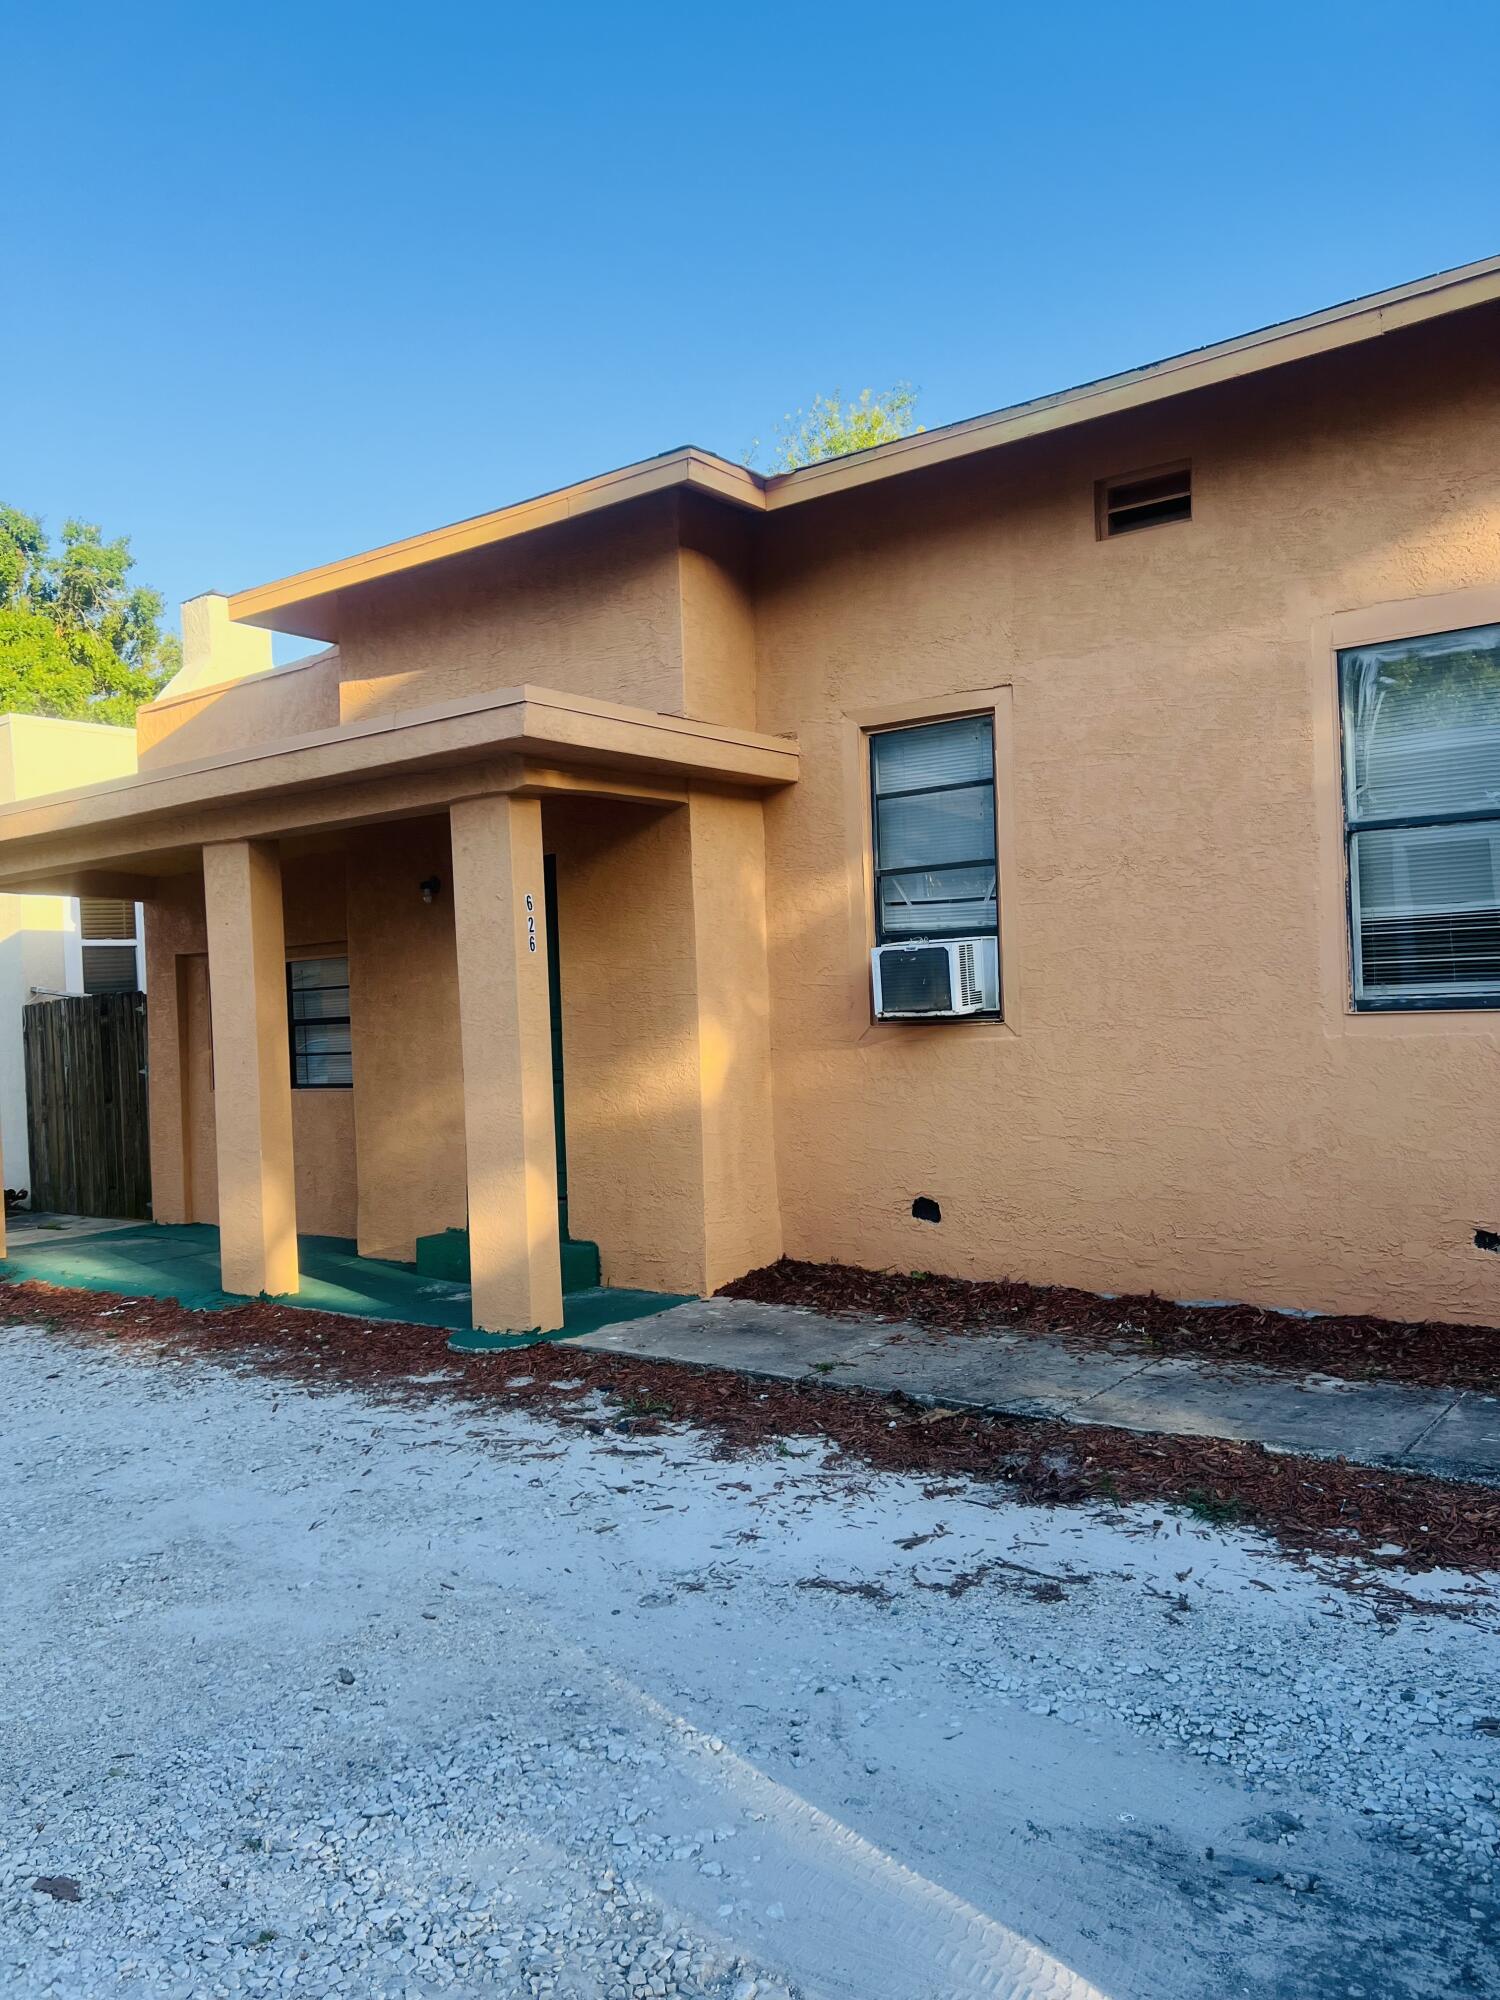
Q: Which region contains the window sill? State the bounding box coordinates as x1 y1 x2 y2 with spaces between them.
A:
1333 1007 1500 1040
857 1014 1017 1048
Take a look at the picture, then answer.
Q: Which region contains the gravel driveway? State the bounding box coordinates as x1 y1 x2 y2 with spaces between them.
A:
2 1325 1496 1998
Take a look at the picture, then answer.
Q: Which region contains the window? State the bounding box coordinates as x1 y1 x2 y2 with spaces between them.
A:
870 714 998 948
1097 463 1191 538
1340 622 1500 1010
79 897 141 994
287 955 353 1086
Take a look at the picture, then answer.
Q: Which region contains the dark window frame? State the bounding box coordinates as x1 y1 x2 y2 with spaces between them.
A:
1339 626 1500 1014
868 714 1001 1018
286 955 353 1088
1096 461 1192 539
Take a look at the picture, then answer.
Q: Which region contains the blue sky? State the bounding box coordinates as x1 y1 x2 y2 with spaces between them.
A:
6 1 1498 659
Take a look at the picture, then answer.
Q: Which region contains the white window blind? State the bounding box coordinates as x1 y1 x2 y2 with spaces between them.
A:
1340 622 1500 1007
78 897 141 994
870 715 998 943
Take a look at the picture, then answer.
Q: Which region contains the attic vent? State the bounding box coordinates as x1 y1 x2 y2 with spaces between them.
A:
1097 464 1192 538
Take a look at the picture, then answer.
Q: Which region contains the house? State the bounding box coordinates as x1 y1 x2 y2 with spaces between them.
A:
0 255 1497 1335
0 715 141 1197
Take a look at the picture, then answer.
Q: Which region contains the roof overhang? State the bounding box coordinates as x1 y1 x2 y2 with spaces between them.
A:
0 685 798 896
229 254 1500 642
230 449 765 642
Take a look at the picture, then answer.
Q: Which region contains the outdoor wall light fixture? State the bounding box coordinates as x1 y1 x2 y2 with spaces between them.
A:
419 876 443 904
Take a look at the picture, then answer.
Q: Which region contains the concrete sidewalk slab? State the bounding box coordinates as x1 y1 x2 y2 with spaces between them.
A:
568 1297 1499 1487
1071 1355 1456 1461
829 1328 1154 1415
1399 1393 1500 1484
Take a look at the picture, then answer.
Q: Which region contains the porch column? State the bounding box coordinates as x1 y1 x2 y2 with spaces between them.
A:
449 794 564 1334
202 839 298 1296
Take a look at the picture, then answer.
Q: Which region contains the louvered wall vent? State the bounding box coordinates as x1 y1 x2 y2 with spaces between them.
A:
1097 464 1192 538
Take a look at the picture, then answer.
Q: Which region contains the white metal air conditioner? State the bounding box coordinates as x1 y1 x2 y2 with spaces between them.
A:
871 936 999 1020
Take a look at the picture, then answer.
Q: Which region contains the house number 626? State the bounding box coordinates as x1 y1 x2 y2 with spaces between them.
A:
525 892 537 953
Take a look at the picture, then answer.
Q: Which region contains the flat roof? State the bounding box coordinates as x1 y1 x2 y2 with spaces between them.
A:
232 252 1500 642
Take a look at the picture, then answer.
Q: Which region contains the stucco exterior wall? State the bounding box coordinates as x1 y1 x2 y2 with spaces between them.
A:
684 789 781 1286
336 497 687 725
0 716 138 1192
545 797 706 1293
146 856 356 1240
346 818 467 1262
136 650 341 770
678 497 758 730
754 305 1500 1326
119 295 1500 1330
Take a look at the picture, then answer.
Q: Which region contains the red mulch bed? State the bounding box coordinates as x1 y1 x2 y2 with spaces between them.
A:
4 1278 1498 1582
719 1257 1500 1394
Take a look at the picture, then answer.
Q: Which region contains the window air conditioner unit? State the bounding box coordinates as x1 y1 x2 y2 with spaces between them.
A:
871 936 999 1019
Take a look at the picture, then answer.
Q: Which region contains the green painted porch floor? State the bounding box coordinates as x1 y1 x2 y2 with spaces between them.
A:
0 1222 690 1344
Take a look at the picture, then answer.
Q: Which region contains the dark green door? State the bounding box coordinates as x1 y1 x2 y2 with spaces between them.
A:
543 853 568 1236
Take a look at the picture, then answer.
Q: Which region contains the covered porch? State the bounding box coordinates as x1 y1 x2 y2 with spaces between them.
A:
0 1214 688 1346
0 684 796 1336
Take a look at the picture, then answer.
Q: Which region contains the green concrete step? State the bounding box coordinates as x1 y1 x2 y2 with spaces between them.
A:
414 1226 601 1294
562 1237 602 1291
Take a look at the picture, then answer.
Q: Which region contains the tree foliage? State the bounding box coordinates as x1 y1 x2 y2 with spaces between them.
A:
0 506 180 725
758 384 923 472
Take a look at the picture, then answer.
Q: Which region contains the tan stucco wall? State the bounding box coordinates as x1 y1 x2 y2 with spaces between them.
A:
125 298 1500 1328
346 818 467 1261
545 797 706 1292
678 497 758 730
684 789 781 1286
755 304 1500 1326
540 788 780 1295
332 493 762 736
146 856 356 1239
336 497 687 725
136 649 341 770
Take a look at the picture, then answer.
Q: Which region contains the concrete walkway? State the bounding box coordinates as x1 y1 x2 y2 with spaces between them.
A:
570 1296 1500 1487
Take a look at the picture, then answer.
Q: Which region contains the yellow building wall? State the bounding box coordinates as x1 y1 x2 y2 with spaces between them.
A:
0 716 139 1193
754 305 1500 1326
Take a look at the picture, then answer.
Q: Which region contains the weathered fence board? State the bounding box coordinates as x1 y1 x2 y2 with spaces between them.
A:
22 994 151 1218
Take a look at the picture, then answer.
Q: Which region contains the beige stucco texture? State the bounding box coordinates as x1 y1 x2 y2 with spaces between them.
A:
755 309 1500 1325
6 270 1500 1330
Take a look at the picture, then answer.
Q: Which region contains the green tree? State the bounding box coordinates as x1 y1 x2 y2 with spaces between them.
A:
0 506 181 725
757 384 923 472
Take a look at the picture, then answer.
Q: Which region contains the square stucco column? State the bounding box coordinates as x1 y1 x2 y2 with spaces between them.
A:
685 790 782 1290
202 839 298 1296
449 794 564 1334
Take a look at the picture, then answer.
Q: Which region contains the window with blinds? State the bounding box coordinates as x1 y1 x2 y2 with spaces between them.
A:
870 714 999 947
78 897 140 994
287 956 353 1087
1340 622 1500 1009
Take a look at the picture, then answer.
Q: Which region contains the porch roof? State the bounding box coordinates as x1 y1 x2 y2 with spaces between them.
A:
0 684 799 896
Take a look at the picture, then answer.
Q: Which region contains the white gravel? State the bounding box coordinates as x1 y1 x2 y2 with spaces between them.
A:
1 1323 1496 1999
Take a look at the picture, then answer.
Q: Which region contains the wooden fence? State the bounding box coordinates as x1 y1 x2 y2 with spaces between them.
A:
23 993 151 1218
